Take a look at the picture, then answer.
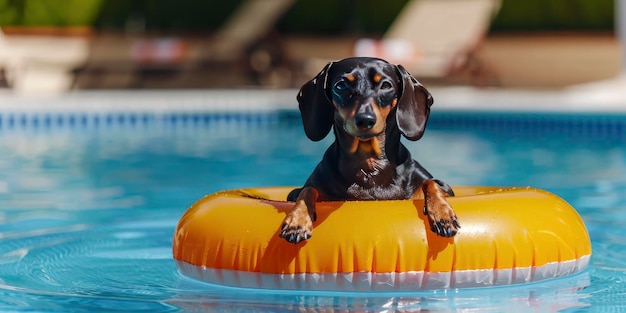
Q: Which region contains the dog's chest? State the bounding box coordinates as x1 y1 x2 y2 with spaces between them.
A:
346 180 409 200
346 158 409 200
355 157 387 183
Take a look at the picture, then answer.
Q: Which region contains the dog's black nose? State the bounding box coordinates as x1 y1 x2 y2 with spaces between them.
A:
355 114 376 130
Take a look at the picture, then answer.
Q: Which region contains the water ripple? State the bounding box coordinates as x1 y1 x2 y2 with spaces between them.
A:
0 215 595 312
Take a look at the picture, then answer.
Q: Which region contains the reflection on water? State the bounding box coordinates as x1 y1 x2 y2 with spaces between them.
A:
0 119 624 311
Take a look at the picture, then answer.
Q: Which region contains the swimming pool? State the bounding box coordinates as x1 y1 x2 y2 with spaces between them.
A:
0 91 625 312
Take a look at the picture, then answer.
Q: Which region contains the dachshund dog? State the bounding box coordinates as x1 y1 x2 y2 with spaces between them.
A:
279 57 459 244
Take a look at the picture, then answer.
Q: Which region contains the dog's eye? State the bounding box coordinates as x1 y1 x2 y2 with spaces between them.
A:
380 81 393 90
334 80 349 92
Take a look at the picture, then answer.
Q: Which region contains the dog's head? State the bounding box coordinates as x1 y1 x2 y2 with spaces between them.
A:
297 57 433 142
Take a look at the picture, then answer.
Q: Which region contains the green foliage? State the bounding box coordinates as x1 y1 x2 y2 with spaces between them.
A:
352 0 408 33
92 0 241 30
0 0 615 32
277 0 351 34
491 0 614 31
276 0 407 35
0 0 242 29
278 0 615 34
0 0 104 26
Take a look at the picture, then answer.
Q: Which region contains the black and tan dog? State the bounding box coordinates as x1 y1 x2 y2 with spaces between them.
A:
280 57 459 244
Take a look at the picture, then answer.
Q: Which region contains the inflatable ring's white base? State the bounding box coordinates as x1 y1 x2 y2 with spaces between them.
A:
177 256 590 291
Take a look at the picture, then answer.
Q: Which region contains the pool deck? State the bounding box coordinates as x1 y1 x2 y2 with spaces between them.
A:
0 79 625 115
2 73 626 115
430 76 626 113
0 33 624 114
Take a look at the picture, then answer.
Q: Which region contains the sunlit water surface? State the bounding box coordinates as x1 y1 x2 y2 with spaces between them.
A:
0 112 625 312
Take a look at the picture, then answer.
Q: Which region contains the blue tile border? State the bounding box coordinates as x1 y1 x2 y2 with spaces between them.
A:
0 89 301 130
430 111 626 138
0 109 625 141
0 111 303 130
0 88 624 137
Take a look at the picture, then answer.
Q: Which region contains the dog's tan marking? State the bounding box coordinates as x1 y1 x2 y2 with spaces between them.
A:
373 73 382 83
334 100 356 118
349 137 383 157
280 187 319 244
370 137 383 156
368 100 386 135
349 137 360 153
345 74 355 82
414 180 460 237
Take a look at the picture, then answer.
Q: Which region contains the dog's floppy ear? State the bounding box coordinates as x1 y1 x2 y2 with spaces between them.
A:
395 64 433 141
296 62 334 141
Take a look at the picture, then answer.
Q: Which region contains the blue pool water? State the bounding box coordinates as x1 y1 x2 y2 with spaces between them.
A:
0 109 625 312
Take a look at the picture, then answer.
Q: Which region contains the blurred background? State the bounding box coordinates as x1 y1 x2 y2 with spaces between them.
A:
0 0 620 94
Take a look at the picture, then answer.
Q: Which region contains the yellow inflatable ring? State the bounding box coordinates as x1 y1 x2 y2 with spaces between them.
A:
172 186 591 291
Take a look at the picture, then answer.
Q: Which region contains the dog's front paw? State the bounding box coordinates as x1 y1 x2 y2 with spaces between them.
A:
424 199 460 237
279 207 313 244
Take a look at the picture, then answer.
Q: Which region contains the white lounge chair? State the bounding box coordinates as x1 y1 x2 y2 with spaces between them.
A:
355 0 501 84
0 28 88 94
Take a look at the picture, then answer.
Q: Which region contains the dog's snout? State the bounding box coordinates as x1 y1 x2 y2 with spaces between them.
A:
355 113 376 130
355 102 377 130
